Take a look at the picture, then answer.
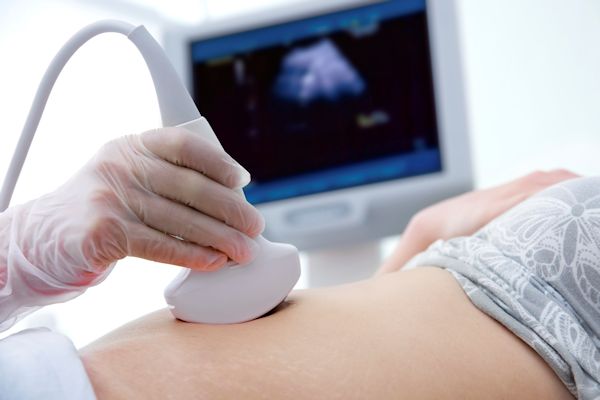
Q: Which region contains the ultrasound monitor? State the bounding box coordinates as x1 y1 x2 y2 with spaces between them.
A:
164 0 472 250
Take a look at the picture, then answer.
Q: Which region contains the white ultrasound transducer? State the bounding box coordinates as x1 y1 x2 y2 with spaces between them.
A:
164 118 301 324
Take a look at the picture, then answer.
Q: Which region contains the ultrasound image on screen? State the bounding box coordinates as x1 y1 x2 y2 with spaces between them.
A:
190 1 441 203
273 39 366 105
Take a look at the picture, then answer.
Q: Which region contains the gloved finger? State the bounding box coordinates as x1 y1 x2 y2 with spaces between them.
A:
128 190 259 264
140 128 251 189
144 159 264 238
126 223 228 271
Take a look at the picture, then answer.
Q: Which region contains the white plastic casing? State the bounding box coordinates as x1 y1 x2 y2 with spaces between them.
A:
164 118 301 324
165 236 300 324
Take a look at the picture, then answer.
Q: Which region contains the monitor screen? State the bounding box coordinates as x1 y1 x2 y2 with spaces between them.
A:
190 0 442 204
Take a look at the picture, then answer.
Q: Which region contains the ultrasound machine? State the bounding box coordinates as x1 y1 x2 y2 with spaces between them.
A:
164 0 472 285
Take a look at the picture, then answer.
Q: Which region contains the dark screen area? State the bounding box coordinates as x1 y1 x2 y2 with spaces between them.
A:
190 1 441 203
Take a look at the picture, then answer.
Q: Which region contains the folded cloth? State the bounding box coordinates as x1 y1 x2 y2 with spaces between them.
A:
0 328 95 399
408 176 600 399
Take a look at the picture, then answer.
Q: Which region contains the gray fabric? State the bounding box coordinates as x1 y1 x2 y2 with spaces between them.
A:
407 176 600 399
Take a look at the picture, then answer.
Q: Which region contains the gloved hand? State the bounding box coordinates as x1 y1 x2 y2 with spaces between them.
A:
0 127 265 329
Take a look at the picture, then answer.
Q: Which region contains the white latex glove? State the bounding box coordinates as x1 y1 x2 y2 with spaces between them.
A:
0 127 265 330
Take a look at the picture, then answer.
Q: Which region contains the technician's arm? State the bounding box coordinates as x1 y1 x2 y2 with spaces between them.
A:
0 208 17 330
0 127 265 331
0 204 102 331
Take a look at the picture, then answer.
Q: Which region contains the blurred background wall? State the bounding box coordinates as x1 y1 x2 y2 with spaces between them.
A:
0 0 599 347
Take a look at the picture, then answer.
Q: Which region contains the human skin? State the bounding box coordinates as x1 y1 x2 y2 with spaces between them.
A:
80 171 578 399
378 170 578 274
80 267 573 399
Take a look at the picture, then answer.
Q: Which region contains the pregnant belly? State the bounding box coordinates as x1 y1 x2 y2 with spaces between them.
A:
81 268 572 399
